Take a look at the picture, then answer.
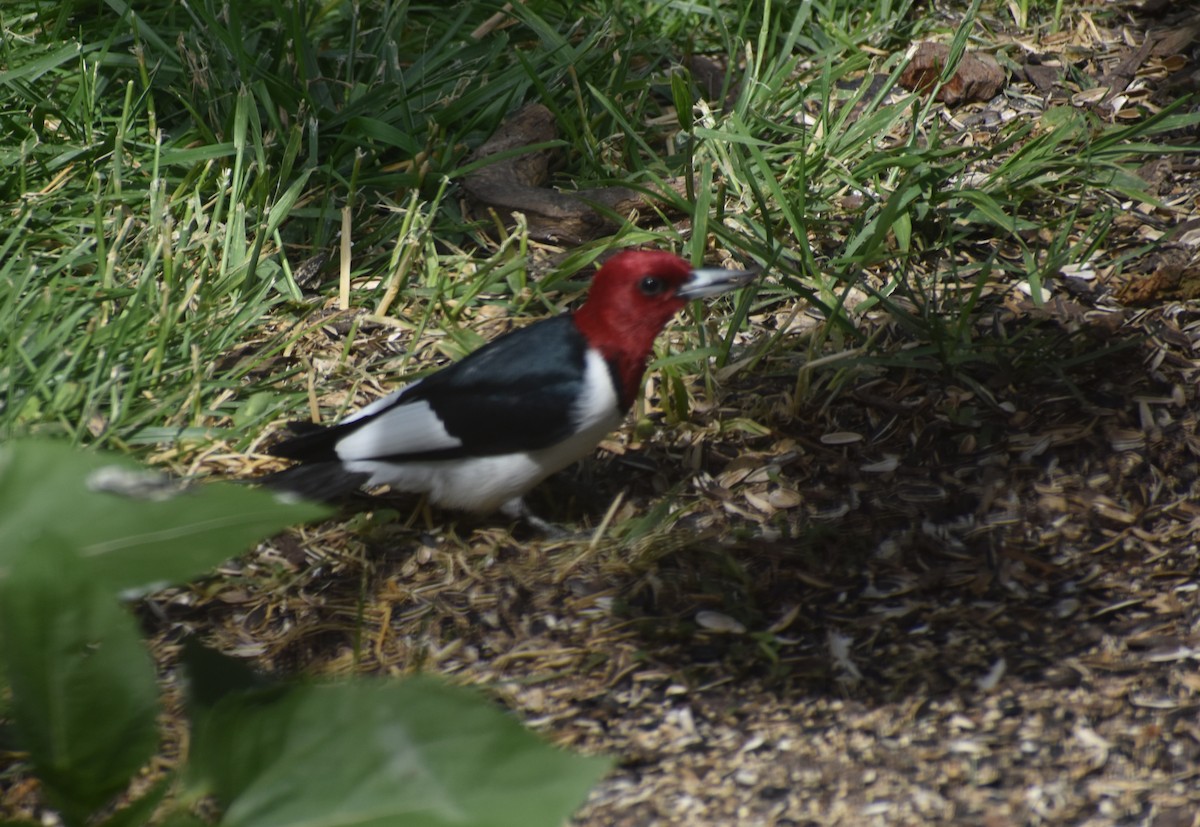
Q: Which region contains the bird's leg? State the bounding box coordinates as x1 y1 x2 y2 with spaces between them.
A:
500 497 569 538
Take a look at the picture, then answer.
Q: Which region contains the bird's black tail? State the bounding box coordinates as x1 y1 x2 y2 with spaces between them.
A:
257 420 370 501
266 420 344 462
257 462 371 502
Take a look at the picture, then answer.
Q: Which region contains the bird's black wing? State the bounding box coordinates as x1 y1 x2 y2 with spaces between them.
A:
268 315 598 464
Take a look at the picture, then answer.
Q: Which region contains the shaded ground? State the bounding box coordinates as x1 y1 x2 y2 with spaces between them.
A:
151 295 1200 825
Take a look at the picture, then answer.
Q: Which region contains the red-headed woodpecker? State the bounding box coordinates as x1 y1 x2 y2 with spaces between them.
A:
264 249 757 517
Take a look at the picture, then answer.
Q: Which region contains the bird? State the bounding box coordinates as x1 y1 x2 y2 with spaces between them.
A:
262 249 758 519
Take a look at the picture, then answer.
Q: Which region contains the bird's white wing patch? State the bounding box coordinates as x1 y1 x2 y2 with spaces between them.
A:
334 396 462 460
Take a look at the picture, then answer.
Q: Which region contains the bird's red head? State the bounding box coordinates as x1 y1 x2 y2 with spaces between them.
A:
572 249 756 409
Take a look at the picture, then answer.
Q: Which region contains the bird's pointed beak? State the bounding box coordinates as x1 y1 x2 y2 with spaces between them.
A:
677 264 760 300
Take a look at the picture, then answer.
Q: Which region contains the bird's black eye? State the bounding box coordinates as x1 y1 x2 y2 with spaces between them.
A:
639 276 667 296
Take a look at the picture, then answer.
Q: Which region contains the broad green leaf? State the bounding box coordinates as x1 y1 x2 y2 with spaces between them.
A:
96 777 173 827
0 440 328 595
0 537 160 827
179 639 277 709
187 676 611 827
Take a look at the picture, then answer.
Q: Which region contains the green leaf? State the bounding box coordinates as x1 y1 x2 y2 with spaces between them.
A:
156 816 210 827
262 169 315 237
0 42 87 85
954 188 1016 232
0 440 329 595
187 677 611 827
343 117 422 153
891 209 912 253
179 639 278 709
0 537 160 826
96 776 173 827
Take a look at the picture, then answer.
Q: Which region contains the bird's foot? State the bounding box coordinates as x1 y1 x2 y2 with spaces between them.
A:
500 498 573 539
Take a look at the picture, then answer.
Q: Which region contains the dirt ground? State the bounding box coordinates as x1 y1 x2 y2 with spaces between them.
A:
172 292 1200 825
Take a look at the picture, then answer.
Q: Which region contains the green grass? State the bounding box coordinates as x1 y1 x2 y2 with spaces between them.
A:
2 0 1196 461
